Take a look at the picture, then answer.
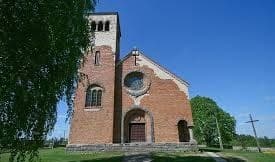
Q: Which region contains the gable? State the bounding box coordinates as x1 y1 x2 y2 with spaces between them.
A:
118 51 190 98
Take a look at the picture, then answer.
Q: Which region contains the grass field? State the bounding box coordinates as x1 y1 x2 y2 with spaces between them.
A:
1 148 275 162
1 150 216 162
219 151 275 162
0 148 123 162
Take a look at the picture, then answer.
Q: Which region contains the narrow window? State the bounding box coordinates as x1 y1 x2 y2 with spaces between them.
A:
91 21 97 31
85 88 92 107
91 90 97 106
95 51 100 65
97 90 102 106
98 21 103 31
105 21 110 31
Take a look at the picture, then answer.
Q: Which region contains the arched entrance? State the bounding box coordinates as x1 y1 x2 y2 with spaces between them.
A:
178 120 190 142
122 108 154 143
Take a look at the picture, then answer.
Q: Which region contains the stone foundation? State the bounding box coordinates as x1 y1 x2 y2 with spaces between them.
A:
66 142 198 152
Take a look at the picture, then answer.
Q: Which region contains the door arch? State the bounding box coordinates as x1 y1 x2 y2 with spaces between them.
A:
121 107 154 143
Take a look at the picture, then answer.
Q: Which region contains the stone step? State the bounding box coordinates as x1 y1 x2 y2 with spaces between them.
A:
66 143 198 152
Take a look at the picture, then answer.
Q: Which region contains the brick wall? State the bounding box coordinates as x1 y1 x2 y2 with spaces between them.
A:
116 54 193 143
70 52 193 144
69 45 115 144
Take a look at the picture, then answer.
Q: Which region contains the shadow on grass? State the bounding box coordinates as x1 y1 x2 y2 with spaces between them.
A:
222 156 246 162
68 156 122 162
153 155 215 162
153 154 247 162
199 147 222 152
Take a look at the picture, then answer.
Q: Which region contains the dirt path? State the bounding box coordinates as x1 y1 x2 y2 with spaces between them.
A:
205 152 227 162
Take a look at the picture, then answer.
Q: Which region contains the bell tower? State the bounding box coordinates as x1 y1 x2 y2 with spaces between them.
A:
89 12 121 61
68 12 121 145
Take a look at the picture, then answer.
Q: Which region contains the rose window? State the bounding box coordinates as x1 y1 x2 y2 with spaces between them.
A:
124 72 144 90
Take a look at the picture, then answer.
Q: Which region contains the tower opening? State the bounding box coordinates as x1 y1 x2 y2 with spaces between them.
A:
98 21 103 31
105 21 110 31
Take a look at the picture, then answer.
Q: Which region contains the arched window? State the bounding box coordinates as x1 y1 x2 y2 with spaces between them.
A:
98 21 103 31
105 21 110 31
85 85 103 107
95 51 100 65
91 21 97 31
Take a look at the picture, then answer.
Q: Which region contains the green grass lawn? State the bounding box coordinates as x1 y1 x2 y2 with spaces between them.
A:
2 148 275 162
219 151 275 162
0 148 123 162
152 152 215 162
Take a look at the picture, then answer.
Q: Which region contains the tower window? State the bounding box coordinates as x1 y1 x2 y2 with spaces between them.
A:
91 21 97 31
95 51 100 65
105 21 110 31
85 85 103 107
98 21 103 31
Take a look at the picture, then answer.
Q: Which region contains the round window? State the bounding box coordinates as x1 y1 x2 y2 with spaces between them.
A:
124 72 144 90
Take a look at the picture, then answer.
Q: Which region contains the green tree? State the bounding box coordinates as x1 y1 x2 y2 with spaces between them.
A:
190 96 236 146
0 0 96 161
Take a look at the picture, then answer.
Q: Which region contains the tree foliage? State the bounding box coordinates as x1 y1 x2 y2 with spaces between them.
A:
0 0 96 161
190 96 236 146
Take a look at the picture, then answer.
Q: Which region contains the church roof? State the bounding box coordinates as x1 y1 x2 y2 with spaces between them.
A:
118 50 190 87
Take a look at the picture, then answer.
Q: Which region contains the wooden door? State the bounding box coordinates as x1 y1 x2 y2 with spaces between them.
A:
129 123 145 142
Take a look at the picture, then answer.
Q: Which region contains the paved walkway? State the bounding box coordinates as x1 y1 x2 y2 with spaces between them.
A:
123 152 152 162
205 152 227 162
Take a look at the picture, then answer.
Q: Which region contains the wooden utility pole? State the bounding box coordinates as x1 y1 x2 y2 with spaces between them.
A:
245 114 261 152
215 117 223 150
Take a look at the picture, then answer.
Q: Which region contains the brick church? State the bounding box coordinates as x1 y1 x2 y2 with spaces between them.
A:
68 12 196 147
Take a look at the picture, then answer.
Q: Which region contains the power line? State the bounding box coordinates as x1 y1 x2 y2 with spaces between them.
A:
245 114 261 153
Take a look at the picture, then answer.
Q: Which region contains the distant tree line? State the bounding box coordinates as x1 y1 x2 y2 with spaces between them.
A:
233 134 275 148
44 137 68 148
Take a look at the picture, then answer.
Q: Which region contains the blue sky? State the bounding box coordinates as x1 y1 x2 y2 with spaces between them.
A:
49 0 275 139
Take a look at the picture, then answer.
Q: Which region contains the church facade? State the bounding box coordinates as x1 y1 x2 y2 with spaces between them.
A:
68 12 196 146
